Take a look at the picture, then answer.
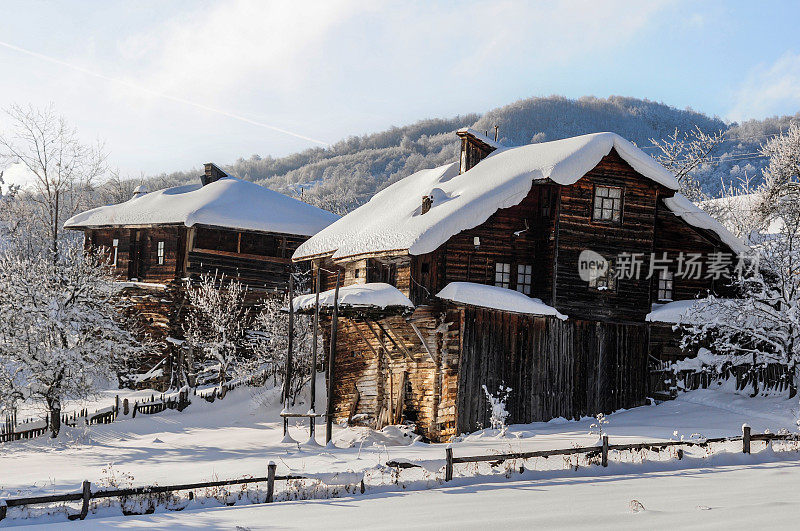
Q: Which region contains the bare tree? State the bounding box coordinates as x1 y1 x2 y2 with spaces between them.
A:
648 126 725 202
0 104 107 258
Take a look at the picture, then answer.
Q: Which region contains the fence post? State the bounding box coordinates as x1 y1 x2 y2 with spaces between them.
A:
266 461 276 503
79 480 91 520
743 424 751 454
601 435 609 467
132 402 138 418
123 399 129 416
445 447 453 481
0 499 7 522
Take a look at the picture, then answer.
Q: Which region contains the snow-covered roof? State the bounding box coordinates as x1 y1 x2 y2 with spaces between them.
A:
65 177 339 236
436 282 567 319
294 132 679 261
291 282 414 313
663 194 749 254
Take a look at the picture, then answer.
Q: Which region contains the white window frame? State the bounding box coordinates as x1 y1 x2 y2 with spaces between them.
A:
112 238 119 267
516 264 532 295
592 185 623 223
495 262 511 289
657 270 673 301
157 241 165 265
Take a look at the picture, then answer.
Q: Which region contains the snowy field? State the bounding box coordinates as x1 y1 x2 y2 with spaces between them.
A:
1 384 799 528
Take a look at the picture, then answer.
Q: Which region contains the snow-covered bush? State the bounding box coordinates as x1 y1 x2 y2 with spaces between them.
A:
481 384 511 435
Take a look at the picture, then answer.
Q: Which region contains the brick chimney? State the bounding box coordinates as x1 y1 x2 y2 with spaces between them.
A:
202 163 228 186
421 195 433 215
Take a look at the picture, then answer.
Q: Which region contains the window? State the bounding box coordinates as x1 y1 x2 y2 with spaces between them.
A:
112 238 119 267
657 270 673 301
541 187 552 218
589 260 617 292
157 241 165 265
592 186 623 223
354 268 360 278
516 264 532 295
495 262 511 288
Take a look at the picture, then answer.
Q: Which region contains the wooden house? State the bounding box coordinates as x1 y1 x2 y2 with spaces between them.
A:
291 130 746 442
65 163 339 385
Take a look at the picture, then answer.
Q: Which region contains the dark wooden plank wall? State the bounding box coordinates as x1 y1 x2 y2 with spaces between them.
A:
86 226 185 283
411 184 558 306
553 150 666 322
456 306 649 434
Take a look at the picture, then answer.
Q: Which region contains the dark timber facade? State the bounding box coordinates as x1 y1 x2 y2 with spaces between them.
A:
301 132 739 442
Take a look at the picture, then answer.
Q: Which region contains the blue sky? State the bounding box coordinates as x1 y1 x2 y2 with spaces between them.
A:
0 0 799 175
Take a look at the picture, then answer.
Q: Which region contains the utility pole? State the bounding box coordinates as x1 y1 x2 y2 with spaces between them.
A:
309 265 321 439
325 271 341 444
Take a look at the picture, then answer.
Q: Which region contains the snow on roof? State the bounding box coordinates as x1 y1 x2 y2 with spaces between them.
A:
64 177 339 236
645 299 740 325
293 132 679 261
663 193 749 255
291 282 414 313
436 282 567 320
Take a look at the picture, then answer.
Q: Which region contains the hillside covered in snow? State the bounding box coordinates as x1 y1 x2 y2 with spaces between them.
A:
137 95 800 214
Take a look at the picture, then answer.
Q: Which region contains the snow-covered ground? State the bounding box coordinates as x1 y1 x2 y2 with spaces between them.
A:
2 384 799 527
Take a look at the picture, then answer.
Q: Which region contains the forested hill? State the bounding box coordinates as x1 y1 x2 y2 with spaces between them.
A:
145 95 800 214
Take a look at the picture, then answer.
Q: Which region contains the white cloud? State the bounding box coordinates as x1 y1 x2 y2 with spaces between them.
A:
729 51 800 121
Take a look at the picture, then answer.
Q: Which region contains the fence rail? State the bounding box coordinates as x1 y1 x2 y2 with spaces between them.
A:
0 370 271 445
3 426 798 523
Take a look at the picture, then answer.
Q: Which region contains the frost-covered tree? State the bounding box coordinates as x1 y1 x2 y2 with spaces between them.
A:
249 293 316 403
0 241 142 436
182 273 254 394
682 124 800 396
648 126 725 202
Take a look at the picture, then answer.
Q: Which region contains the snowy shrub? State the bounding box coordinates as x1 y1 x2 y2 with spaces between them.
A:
589 412 610 441
481 384 511 435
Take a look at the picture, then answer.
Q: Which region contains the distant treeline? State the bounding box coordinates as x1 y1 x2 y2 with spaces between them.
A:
126 95 800 214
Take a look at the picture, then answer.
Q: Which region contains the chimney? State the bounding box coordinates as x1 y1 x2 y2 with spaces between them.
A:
456 129 499 174
421 195 433 215
202 162 228 186
132 184 148 199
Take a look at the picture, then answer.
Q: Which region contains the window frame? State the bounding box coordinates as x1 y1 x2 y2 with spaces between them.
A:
657 269 674 301
516 264 533 295
112 238 119 267
588 259 617 292
591 185 624 224
494 262 511 289
157 240 165 265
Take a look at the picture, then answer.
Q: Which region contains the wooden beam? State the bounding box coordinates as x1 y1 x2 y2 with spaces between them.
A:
361 319 401 361
407 320 435 363
351 321 381 359
376 321 414 361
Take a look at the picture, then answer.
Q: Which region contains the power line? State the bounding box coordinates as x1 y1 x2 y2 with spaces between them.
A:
0 39 331 147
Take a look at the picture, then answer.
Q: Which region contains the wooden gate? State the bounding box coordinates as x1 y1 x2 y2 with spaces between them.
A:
456 308 649 433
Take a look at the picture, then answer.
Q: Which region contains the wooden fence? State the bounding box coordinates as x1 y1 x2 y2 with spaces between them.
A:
388 425 800 481
2 425 797 523
650 361 796 399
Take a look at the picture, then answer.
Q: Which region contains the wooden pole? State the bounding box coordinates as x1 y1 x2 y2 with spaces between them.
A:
325 271 341 444
266 461 276 503
743 424 751 454
283 274 295 437
310 264 321 439
445 447 453 481
79 480 91 520
601 435 609 467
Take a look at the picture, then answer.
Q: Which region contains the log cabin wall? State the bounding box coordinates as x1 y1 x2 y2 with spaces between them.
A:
553 149 666 323
652 199 736 301
323 305 461 441
456 305 649 434
410 184 558 306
